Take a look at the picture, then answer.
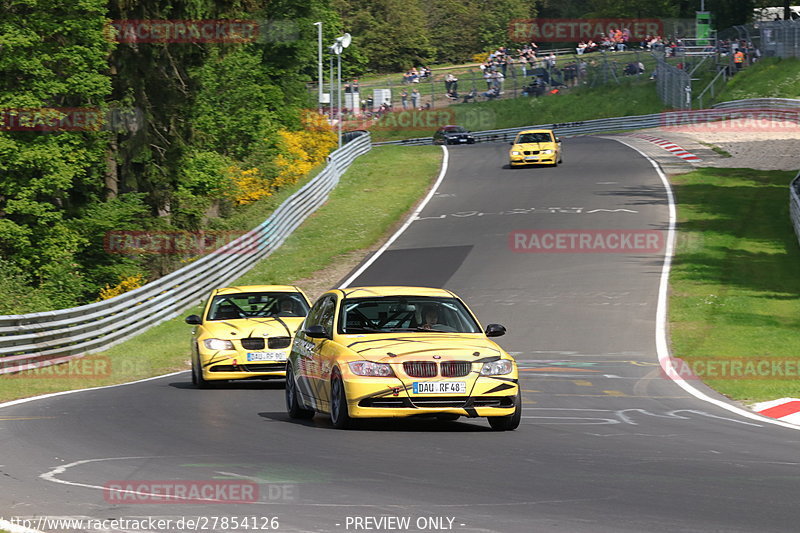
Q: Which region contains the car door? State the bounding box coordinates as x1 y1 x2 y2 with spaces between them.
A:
293 295 330 407
313 295 340 411
297 295 337 408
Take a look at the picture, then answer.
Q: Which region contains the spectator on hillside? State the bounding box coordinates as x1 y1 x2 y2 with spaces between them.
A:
482 86 499 100
401 88 409 109
444 73 458 94
411 87 421 108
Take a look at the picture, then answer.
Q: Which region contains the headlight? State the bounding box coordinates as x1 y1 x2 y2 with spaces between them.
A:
348 361 395 377
480 359 514 376
511 151 521 156
541 149 554 154
203 338 235 351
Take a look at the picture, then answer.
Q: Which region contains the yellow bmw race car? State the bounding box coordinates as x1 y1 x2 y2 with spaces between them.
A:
186 285 311 387
285 286 521 430
509 129 562 167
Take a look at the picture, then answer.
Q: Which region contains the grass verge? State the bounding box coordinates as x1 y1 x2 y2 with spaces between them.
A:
669 167 800 403
0 145 442 403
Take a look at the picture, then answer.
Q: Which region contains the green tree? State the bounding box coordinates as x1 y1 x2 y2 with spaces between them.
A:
0 0 113 306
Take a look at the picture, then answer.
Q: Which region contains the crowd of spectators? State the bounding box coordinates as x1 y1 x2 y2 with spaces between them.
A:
402 66 431 84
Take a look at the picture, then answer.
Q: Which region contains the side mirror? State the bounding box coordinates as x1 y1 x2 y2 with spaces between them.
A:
556 137 562 143
185 314 202 325
485 323 507 337
304 325 329 339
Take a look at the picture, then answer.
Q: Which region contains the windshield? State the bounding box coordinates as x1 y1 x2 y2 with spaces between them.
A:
207 292 309 321
338 296 481 334
516 132 552 143
444 126 466 133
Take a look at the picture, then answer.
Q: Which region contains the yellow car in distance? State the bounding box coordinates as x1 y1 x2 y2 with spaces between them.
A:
509 129 562 167
285 287 521 431
186 285 311 388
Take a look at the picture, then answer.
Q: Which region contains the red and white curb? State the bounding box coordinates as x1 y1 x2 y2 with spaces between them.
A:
752 398 800 424
627 133 702 162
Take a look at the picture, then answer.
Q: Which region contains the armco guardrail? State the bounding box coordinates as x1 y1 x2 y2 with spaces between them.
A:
0 134 372 374
374 97 800 147
791 170 800 248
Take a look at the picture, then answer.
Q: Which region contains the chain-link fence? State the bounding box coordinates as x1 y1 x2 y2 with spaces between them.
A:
759 20 800 58
319 49 657 119
654 52 693 109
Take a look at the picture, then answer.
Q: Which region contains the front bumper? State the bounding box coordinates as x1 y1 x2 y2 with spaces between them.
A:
342 375 519 418
510 155 557 165
199 350 288 381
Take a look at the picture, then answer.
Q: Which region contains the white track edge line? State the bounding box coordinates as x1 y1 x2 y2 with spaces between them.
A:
339 145 449 288
0 370 188 410
613 137 800 431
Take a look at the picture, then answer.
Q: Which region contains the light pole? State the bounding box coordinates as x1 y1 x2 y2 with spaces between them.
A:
313 22 322 115
329 47 335 122
330 33 351 148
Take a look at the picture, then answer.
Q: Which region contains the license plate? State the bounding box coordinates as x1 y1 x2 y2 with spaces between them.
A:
412 382 466 394
458 138 467 143
525 156 538 161
246 352 286 362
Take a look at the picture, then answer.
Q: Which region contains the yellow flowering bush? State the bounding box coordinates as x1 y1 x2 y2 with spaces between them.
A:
472 52 489 63
227 165 270 205
272 112 337 190
97 274 145 301
224 112 336 206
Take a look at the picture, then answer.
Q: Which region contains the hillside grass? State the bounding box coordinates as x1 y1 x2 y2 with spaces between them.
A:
0 146 442 403
716 57 800 102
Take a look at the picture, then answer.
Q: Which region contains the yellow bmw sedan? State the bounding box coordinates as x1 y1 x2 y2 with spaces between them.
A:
285 287 521 430
186 285 311 387
509 129 562 167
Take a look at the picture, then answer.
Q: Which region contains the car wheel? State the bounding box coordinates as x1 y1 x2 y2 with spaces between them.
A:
330 369 353 429
192 354 212 389
487 391 522 431
286 366 314 419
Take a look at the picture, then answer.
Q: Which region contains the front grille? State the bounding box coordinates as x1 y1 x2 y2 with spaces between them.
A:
210 363 286 373
440 361 472 377
523 150 540 155
403 361 437 378
268 336 291 349
471 396 516 408
409 396 468 408
240 338 265 350
359 397 413 408
358 395 516 410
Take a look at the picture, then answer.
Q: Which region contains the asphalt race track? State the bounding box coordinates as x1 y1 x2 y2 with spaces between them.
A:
3 138 800 533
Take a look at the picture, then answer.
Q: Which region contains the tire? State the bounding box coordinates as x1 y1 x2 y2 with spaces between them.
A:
286 366 314 419
192 354 212 389
330 369 353 429
487 391 522 431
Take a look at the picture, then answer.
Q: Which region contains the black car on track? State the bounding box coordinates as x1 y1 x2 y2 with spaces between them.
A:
433 125 476 145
